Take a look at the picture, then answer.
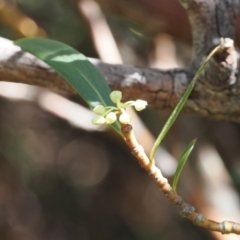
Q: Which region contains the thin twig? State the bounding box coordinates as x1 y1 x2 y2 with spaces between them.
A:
121 123 240 234
120 41 240 235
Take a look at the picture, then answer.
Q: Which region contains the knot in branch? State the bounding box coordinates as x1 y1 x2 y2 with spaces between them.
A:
200 38 238 90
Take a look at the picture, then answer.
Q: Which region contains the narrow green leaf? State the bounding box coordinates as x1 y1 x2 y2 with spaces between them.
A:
149 45 220 161
14 38 120 133
172 138 197 193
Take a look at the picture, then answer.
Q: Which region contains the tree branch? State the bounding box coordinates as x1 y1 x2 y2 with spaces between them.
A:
0 37 188 110
179 0 240 70
179 0 218 64
0 36 240 122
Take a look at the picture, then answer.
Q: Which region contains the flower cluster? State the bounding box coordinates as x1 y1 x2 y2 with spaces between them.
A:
92 91 147 125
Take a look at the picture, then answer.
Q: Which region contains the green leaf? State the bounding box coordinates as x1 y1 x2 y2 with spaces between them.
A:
149 45 220 162
14 37 120 133
149 81 195 161
172 138 197 193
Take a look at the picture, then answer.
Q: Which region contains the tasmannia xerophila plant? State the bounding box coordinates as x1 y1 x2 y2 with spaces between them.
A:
14 37 240 235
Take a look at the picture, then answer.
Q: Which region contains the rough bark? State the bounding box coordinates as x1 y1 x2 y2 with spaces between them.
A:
0 0 240 122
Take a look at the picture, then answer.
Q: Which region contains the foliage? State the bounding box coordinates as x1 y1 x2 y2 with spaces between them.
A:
15 38 219 193
15 37 121 133
172 139 197 193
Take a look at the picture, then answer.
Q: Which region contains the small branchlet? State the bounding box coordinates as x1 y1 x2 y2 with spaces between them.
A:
120 123 240 235
92 39 240 235
92 89 240 235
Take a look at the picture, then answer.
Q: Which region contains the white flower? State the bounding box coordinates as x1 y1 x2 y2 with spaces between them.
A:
92 91 148 126
134 100 148 111
110 91 122 103
105 112 117 124
93 105 106 115
92 115 106 125
119 113 131 124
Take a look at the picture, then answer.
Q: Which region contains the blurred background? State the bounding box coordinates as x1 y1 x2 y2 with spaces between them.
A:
0 0 240 239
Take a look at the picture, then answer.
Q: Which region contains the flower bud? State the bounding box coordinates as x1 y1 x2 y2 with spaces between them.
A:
93 105 105 115
92 115 106 125
134 100 148 111
105 112 117 124
110 91 122 103
119 113 131 124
